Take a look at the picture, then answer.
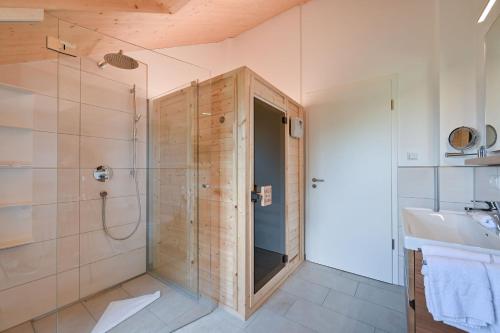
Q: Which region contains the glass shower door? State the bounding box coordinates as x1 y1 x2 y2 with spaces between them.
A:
148 83 199 293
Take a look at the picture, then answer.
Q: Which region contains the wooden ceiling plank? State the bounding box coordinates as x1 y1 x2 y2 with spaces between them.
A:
0 0 191 14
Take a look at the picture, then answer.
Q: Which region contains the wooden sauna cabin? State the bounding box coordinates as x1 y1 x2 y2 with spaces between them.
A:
149 67 305 319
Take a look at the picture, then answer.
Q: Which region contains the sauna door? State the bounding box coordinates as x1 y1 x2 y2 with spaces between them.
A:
253 97 287 293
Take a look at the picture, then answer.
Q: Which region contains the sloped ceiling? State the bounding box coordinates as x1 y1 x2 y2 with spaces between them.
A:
49 0 308 49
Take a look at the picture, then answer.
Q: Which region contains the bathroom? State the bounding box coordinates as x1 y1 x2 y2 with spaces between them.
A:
1 0 500 332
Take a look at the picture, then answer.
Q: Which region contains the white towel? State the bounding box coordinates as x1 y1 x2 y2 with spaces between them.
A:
485 264 500 333
422 255 495 330
422 245 492 263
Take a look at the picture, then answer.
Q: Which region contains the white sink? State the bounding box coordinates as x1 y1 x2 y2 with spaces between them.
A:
402 208 500 255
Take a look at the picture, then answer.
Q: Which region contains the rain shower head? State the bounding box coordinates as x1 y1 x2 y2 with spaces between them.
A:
97 50 139 70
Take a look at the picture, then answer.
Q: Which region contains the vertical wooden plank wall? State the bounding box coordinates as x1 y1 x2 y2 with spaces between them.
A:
286 101 303 262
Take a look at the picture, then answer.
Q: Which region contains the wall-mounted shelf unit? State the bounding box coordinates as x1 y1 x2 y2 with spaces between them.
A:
464 155 500 166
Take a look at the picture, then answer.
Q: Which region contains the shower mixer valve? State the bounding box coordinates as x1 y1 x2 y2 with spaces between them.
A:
93 165 112 182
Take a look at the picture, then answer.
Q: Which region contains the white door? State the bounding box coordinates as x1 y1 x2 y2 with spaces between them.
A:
305 78 394 283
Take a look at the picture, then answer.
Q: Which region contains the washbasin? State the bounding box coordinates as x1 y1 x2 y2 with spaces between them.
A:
402 208 500 255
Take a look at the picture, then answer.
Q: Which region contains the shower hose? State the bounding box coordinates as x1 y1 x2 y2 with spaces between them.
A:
100 84 141 241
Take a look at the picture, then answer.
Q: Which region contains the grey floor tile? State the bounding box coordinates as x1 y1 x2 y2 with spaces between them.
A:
355 283 406 313
82 287 130 321
286 300 374 333
245 309 316 333
261 290 299 315
280 276 330 304
121 274 170 297
295 262 359 296
163 297 217 332
175 311 245 333
34 303 96 333
340 271 404 295
108 309 165 333
323 289 405 333
147 289 199 326
209 308 256 329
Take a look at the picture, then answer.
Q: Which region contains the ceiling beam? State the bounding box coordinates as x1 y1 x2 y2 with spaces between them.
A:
0 0 191 14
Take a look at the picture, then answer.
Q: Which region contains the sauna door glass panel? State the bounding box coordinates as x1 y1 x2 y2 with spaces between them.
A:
253 97 286 294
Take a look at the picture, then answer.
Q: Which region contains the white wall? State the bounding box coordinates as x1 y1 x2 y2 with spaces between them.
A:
146 0 500 285
154 0 440 167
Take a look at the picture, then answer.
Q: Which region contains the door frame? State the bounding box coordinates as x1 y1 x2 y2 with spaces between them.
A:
304 75 399 284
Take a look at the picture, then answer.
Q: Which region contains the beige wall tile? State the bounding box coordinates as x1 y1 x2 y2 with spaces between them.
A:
57 235 79 273
58 100 80 135
32 204 57 242
0 88 57 133
57 134 79 168
80 136 132 169
0 169 32 206
80 168 146 200
57 268 79 307
0 275 56 332
80 195 145 233
0 240 56 291
0 206 32 248
57 169 79 203
0 127 32 165
58 54 80 70
33 169 57 205
81 104 133 140
0 86 34 129
80 222 146 265
0 60 58 97
33 95 57 133
81 72 134 113
59 64 80 102
79 247 146 297
57 202 79 237
33 132 57 168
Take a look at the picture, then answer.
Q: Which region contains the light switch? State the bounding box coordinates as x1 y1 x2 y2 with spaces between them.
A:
407 152 418 161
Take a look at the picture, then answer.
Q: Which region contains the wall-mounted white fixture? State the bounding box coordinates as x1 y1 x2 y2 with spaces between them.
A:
290 117 304 139
0 8 43 22
478 0 497 23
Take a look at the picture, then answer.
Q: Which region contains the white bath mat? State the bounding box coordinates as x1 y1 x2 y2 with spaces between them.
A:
91 291 161 333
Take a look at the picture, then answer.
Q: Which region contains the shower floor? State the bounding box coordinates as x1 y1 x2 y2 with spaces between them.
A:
2 274 215 333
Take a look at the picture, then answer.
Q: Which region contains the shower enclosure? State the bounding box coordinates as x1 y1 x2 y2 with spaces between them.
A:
0 14 217 332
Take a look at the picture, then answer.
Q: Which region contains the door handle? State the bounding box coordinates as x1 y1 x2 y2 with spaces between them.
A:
312 178 325 183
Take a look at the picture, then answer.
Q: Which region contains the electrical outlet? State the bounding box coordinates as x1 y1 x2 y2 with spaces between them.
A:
407 152 418 161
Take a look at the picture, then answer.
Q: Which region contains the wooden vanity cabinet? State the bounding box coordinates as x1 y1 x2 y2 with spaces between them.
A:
406 250 465 333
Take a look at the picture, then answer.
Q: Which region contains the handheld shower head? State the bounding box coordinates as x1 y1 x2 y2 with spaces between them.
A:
135 113 143 123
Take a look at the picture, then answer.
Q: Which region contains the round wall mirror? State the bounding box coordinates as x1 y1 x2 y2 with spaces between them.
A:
448 126 479 151
486 124 497 149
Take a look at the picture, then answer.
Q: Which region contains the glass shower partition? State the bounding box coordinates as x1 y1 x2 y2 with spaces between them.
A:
0 13 217 333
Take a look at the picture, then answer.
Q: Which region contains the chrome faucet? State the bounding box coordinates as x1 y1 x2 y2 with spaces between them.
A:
465 200 500 231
